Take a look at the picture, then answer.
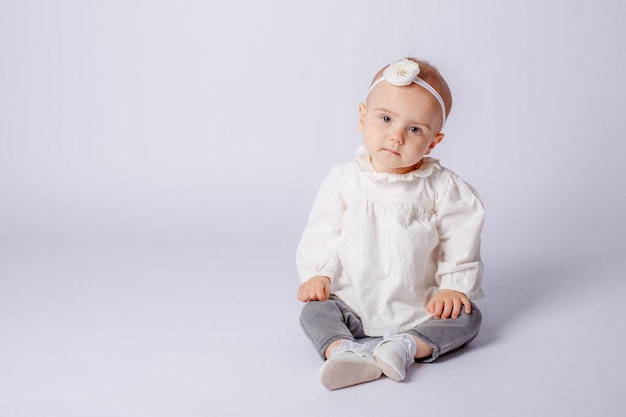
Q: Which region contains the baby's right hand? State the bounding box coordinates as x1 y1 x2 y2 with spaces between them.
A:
297 276 331 302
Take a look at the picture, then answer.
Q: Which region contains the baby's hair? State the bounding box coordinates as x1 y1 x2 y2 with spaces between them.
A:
370 57 453 120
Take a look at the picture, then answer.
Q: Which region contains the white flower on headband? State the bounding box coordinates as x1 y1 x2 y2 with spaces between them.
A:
383 59 420 86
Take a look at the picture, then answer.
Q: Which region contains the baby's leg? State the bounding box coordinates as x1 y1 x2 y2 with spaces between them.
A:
407 302 482 362
301 296 381 390
300 295 367 360
372 303 482 382
413 337 435 359
324 339 346 359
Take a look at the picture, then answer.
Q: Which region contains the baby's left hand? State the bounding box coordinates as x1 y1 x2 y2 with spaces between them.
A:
427 289 471 320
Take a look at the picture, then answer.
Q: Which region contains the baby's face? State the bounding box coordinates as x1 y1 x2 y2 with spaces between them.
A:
359 81 444 174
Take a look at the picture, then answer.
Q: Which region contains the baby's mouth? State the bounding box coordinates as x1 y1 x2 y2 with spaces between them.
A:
383 148 401 156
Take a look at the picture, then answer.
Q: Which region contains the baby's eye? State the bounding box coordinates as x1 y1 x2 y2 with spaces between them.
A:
380 115 391 123
409 126 422 135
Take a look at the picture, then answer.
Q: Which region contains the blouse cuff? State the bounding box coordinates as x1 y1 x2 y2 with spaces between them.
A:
298 269 336 283
437 268 481 299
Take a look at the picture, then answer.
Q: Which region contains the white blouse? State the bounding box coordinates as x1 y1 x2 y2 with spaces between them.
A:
296 146 485 336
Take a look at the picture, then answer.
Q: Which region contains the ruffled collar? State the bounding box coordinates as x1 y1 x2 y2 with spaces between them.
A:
355 146 440 183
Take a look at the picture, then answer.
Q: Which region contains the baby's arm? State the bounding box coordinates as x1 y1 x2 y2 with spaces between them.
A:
426 289 471 319
297 276 331 302
434 173 485 308
296 166 346 300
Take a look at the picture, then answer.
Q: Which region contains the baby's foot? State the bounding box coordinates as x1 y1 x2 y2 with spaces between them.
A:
373 333 417 381
319 340 382 390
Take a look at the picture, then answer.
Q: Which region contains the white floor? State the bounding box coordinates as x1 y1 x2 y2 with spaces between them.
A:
1 240 623 417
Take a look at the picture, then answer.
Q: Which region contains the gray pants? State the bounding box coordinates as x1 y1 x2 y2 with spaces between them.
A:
300 295 482 363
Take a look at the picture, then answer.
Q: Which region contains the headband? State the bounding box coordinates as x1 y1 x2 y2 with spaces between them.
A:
366 59 447 130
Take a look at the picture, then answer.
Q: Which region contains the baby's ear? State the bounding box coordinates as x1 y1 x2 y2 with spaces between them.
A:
425 133 444 155
358 103 366 132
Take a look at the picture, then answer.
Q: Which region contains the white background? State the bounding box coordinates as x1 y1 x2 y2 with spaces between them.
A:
1 1 625 416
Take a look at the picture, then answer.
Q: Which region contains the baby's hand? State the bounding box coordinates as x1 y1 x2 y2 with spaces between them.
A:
427 289 471 320
297 276 331 302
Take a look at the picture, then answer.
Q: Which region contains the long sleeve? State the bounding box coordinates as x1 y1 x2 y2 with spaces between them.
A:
434 173 485 299
296 165 346 282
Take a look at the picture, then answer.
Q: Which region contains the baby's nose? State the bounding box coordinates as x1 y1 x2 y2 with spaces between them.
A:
390 131 404 144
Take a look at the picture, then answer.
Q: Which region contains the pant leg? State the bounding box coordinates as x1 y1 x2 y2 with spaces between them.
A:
300 295 367 360
405 303 482 363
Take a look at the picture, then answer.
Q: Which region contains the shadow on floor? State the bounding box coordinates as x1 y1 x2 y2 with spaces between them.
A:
468 257 590 350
